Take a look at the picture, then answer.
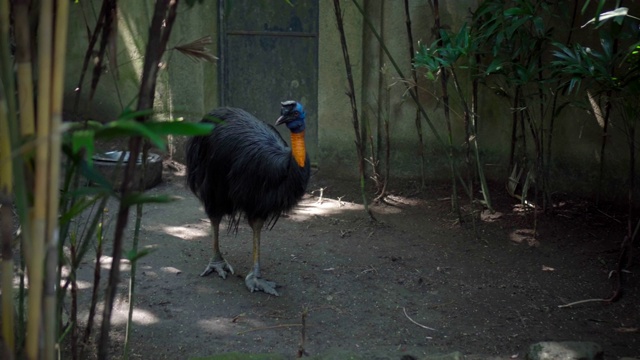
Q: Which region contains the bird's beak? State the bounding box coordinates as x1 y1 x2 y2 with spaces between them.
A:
275 115 287 126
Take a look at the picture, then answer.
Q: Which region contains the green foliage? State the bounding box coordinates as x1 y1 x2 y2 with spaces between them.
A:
55 110 214 359
412 12 495 216
68 111 214 166
553 33 640 95
581 0 607 23
124 247 156 263
473 0 557 84
414 24 473 80
121 193 178 207
59 194 106 225
552 42 616 93
468 0 575 212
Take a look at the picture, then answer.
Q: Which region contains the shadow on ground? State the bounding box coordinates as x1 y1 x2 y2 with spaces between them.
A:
74 163 639 360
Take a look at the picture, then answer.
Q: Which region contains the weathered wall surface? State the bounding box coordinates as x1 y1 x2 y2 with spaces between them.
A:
326 0 639 204
317 0 363 174
64 1 219 160
63 1 639 203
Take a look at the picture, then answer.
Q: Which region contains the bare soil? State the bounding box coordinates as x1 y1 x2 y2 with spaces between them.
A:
76 162 640 359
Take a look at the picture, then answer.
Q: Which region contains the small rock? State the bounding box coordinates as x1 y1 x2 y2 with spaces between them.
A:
480 210 503 222
526 341 603 360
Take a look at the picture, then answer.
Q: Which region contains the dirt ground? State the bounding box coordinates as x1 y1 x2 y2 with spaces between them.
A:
75 162 640 360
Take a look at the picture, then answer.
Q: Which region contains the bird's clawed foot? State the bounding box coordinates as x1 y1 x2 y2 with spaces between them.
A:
200 258 234 279
245 272 279 296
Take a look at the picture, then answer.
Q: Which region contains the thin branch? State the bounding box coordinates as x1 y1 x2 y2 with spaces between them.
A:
403 0 426 189
558 298 608 308
237 323 303 336
332 0 375 220
402 307 437 331
73 0 108 113
98 1 180 358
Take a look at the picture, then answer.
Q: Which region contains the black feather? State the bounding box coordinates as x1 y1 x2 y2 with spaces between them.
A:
186 106 311 231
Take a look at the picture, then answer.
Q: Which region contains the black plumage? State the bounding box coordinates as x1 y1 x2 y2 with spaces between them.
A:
185 101 310 296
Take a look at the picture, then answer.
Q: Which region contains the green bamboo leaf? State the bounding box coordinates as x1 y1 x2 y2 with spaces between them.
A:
481 21 499 40
454 25 470 53
96 119 166 150
594 0 606 21
568 77 581 94
533 16 544 35
124 247 156 262
72 130 95 166
504 7 527 17
144 121 214 136
507 17 530 39
66 184 115 198
515 64 529 83
425 71 436 81
554 43 578 61
59 196 103 225
439 29 451 44
485 59 503 75
121 193 178 207
600 33 614 61
79 160 114 191
118 108 155 122
581 0 594 15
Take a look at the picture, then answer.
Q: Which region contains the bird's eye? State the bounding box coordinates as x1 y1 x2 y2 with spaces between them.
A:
293 111 299 116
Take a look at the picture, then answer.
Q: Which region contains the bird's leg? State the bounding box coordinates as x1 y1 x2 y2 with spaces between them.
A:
245 218 279 296
200 216 234 278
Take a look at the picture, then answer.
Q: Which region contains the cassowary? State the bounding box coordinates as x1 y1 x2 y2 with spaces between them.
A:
186 100 310 296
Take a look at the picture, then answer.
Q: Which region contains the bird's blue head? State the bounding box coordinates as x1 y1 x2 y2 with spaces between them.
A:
275 100 306 133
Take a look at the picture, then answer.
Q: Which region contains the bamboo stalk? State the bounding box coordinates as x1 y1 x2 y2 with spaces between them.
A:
98 1 181 358
124 142 151 358
0 203 15 360
0 14 19 358
11 3 35 309
0 0 17 134
432 0 461 220
27 0 55 358
350 0 444 146
43 1 70 358
1 78 16 360
80 218 105 359
123 165 146 359
14 0 36 137
70 240 79 360
73 0 108 113
403 0 426 189
3 3 33 353
333 0 374 220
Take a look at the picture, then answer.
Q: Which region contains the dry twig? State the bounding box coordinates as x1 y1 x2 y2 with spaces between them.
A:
402 307 437 331
297 308 308 358
173 36 218 63
558 298 608 308
237 323 302 336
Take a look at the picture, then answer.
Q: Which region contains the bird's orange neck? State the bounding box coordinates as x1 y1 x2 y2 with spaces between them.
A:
291 131 306 168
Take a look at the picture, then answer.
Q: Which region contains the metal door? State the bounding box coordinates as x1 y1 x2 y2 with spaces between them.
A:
220 0 319 161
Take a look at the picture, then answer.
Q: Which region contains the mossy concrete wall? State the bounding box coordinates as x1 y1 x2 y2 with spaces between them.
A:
63 1 639 202
319 0 639 204
64 1 219 160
